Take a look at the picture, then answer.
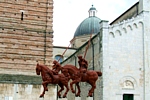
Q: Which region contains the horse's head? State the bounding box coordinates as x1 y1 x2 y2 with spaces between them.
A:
36 63 41 75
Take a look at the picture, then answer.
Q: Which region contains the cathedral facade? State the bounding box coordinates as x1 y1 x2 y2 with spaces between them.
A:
61 0 150 100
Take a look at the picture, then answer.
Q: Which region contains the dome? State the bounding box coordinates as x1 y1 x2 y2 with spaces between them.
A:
74 5 101 37
74 16 101 37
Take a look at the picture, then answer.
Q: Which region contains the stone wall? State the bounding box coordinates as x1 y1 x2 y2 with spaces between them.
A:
0 83 57 100
61 7 150 100
101 14 144 99
71 34 94 48
0 0 53 75
0 0 55 99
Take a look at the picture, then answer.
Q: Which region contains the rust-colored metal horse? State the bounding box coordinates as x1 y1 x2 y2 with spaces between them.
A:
36 63 69 98
53 63 102 97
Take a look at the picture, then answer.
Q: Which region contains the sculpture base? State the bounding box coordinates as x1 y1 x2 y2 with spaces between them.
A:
86 97 93 100
75 97 81 100
58 98 67 100
39 97 44 100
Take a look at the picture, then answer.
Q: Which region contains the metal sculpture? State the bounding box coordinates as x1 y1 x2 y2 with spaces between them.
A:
36 29 102 98
52 60 102 97
36 63 69 98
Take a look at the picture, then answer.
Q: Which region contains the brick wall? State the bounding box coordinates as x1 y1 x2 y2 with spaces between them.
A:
0 0 53 75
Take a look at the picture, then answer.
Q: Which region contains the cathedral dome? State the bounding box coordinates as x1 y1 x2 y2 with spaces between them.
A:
74 5 101 37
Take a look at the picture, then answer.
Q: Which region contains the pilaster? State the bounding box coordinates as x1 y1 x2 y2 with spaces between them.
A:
99 20 109 100
139 0 150 14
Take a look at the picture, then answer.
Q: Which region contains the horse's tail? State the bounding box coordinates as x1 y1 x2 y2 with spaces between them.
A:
96 71 102 76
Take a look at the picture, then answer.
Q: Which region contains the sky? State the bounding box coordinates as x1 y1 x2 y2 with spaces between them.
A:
53 0 138 47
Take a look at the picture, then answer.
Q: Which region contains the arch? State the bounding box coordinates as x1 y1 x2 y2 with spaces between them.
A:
127 25 133 31
122 28 127 33
138 21 144 29
109 32 115 38
115 30 122 36
133 23 138 29
119 76 137 89
123 80 134 89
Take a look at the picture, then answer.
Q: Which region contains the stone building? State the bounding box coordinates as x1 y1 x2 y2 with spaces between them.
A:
60 0 150 100
0 0 55 100
1 0 150 100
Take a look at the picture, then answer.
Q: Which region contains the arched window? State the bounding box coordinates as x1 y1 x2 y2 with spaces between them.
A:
93 11 95 16
54 55 63 63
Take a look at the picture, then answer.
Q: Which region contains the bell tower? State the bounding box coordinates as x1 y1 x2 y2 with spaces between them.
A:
0 0 53 75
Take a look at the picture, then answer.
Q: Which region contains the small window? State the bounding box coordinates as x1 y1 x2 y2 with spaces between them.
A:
54 55 63 63
21 12 24 20
123 94 134 100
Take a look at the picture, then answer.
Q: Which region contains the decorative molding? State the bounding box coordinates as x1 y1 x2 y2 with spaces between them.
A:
108 14 144 37
119 76 137 89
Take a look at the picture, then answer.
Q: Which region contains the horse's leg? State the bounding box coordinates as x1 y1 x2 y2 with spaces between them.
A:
58 83 64 98
75 82 81 97
88 81 96 97
70 80 76 93
62 82 69 98
40 81 49 97
45 83 48 91
70 79 80 93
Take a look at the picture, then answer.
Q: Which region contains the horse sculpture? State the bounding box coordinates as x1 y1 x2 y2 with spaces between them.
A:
52 62 102 97
36 63 69 98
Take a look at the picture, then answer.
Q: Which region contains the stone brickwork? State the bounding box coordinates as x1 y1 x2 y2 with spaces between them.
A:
0 0 55 99
0 0 53 75
0 83 57 100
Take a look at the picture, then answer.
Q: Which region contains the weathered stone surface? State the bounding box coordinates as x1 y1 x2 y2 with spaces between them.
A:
0 83 57 100
0 0 55 99
0 74 42 84
0 0 53 74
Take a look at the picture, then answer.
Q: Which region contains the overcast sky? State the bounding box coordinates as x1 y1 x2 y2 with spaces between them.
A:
53 0 138 46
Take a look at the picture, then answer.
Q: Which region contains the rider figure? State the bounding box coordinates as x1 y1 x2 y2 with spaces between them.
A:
78 55 88 74
52 60 61 75
52 60 70 80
